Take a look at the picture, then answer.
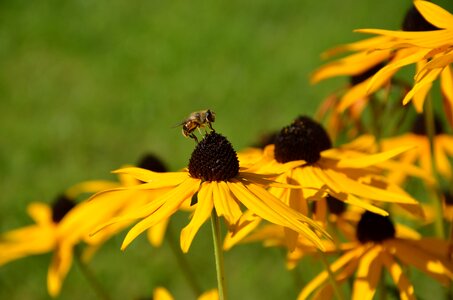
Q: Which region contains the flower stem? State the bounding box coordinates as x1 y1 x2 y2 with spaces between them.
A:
211 209 227 300
166 221 203 297
74 246 111 300
318 250 344 300
424 98 445 239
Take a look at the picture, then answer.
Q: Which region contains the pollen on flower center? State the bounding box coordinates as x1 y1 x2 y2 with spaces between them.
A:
274 116 332 164
356 211 396 243
188 132 239 182
51 194 76 223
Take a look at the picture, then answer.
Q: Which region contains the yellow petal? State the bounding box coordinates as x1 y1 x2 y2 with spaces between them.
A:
65 180 120 200
388 239 453 284
198 289 219 300
381 251 416 300
0 226 56 266
112 167 187 186
352 245 383 300
120 179 200 250
27 202 53 226
368 49 429 94
147 218 170 247
180 182 214 253
212 181 242 226
414 0 453 29
47 242 74 297
153 287 175 300
298 246 366 300
228 181 327 250
223 212 261 251
311 50 390 83
318 168 419 204
337 145 416 168
403 67 443 106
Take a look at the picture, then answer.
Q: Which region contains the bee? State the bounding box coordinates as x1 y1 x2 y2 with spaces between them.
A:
178 109 216 142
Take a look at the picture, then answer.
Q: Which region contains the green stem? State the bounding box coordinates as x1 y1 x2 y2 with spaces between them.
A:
211 209 227 300
424 98 445 239
166 221 203 297
318 250 344 300
74 246 111 300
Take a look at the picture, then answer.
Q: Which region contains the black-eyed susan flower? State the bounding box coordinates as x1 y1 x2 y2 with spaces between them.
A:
356 1 453 125
253 116 422 217
0 194 78 297
311 1 451 121
93 132 329 253
62 153 173 261
298 211 453 300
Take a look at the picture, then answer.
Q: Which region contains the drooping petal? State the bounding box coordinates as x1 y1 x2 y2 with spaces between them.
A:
367 49 430 94
147 218 170 247
381 251 416 300
65 180 120 199
352 245 383 300
92 179 199 235
47 242 74 297
180 182 214 253
298 246 367 300
388 238 453 284
120 179 200 250
227 181 327 250
316 167 419 204
0 225 56 266
223 211 261 251
403 67 443 107
211 181 242 226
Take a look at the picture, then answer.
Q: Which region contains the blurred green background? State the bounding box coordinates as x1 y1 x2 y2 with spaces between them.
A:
1 0 452 299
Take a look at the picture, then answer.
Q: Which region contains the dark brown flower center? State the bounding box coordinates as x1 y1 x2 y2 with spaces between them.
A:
51 194 76 223
274 116 332 164
402 5 439 32
411 114 444 135
444 191 453 206
326 195 347 215
188 132 239 182
137 153 168 172
356 211 396 243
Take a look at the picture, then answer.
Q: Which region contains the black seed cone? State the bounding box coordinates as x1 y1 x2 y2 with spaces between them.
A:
137 153 168 172
52 194 76 223
356 211 396 243
274 116 332 164
188 132 239 182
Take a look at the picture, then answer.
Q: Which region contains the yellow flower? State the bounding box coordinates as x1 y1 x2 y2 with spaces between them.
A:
61 154 174 261
93 132 329 253
299 211 453 300
356 1 453 124
253 116 422 217
153 287 219 300
0 195 79 297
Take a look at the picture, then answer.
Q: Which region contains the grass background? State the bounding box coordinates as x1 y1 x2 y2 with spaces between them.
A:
1 0 452 299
